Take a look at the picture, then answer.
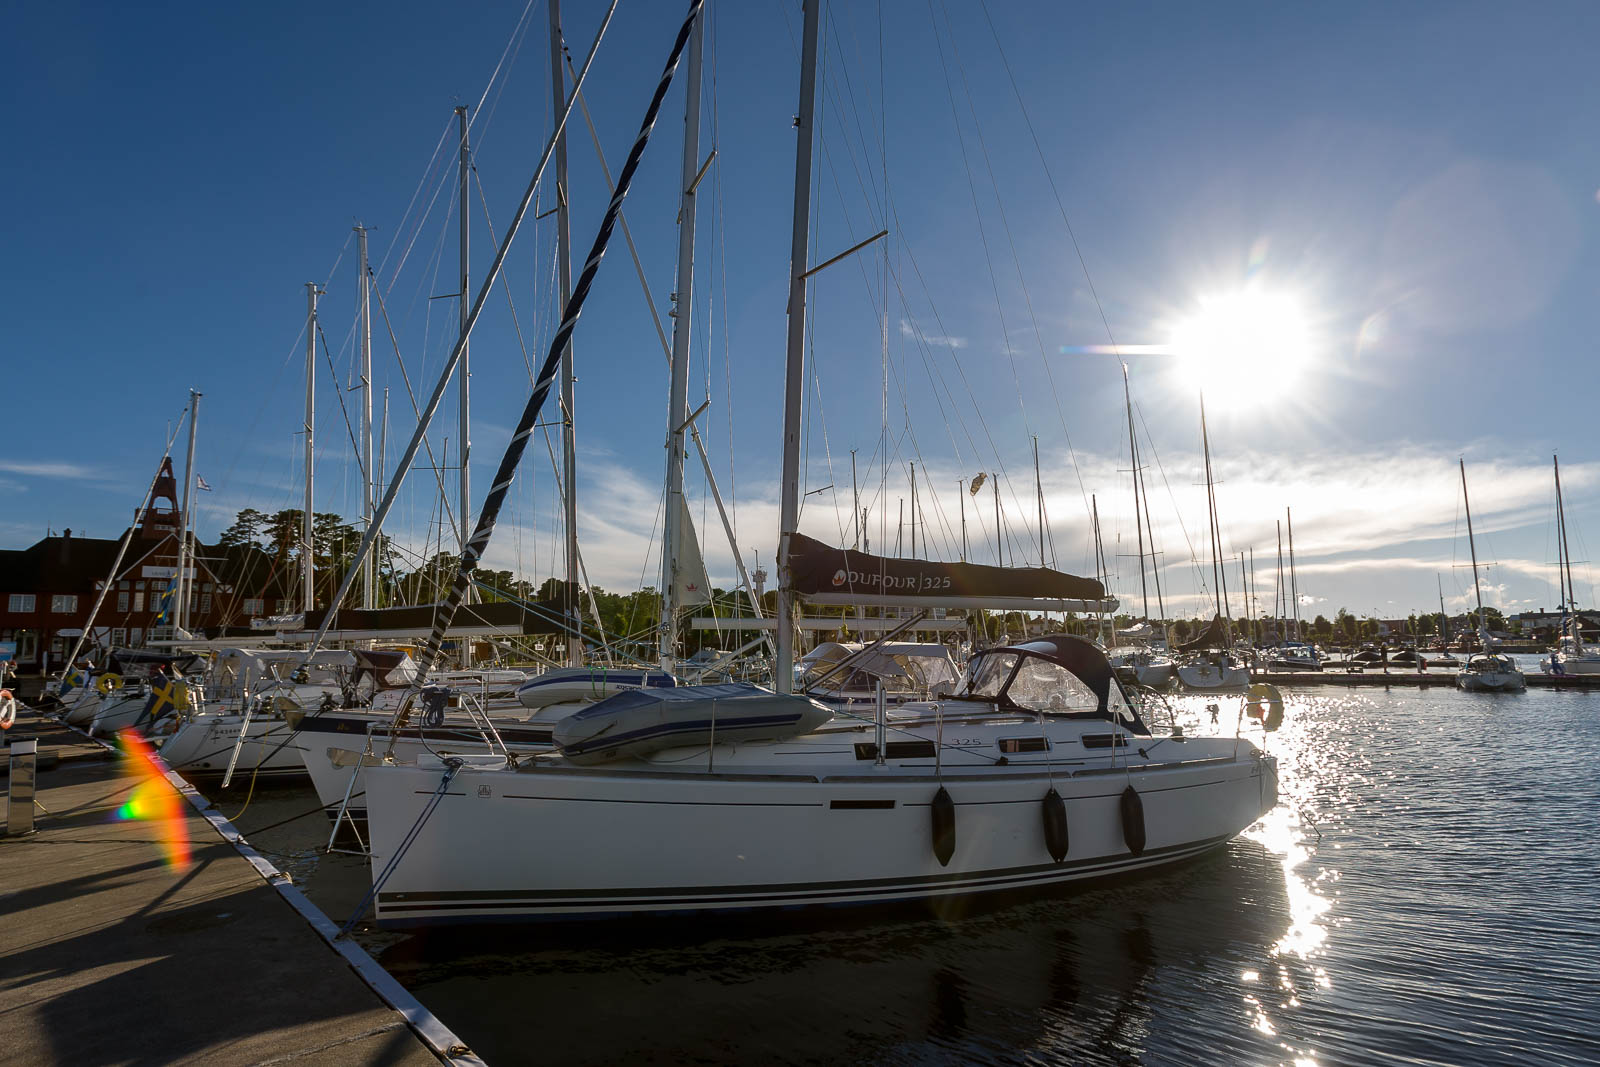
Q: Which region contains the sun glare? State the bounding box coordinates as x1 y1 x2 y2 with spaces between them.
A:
1171 288 1313 403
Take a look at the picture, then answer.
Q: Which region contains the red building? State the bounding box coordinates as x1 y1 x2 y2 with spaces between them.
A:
0 460 296 675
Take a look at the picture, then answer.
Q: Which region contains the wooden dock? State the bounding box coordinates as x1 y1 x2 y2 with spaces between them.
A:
1 707 479 1066
1248 670 1600 689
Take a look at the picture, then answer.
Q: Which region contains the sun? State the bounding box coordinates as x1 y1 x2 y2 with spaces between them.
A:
1170 288 1313 403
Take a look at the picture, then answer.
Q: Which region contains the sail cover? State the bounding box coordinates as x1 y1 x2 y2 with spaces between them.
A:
787 533 1110 610
1175 614 1231 652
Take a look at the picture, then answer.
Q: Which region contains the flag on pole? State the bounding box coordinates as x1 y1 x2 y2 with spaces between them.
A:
196 476 212 491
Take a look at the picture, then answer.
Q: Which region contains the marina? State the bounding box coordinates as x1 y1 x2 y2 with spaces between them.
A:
6 0 1600 1064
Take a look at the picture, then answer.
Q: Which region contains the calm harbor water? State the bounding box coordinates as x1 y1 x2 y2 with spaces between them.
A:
214 682 1600 1066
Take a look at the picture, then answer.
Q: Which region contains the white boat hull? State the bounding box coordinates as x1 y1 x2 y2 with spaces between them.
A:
1177 663 1251 690
364 739 1277 926
1456 670 1526 692
157 714 309 779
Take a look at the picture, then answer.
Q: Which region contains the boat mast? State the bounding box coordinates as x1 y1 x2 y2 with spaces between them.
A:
303 283 320 615
1092 493 1109 644
1460 458 1488 644
455 105 474 650
175 389 201 634
1276 519 1285 637
1199 391 1228 634
1122 363 1149 620
550 1 582 667
1287 506 1301 642
659 6 704 673
1438 573 1449 647
1032 438 1045 566
774 0 821 694
1555 453 1580 651
357 224 375 609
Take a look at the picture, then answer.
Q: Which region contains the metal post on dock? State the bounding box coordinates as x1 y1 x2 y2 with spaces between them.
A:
6 739 38 836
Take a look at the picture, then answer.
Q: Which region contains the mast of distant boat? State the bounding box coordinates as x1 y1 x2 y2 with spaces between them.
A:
1199 390 1231 642
357 224 376 609
1287 506 1301 642
550 1 583 668
774 0 822 694
303 284 319 615
1554 453 1581 654
1122 363 1150 626
1459 458 1489 647
659 6 705 673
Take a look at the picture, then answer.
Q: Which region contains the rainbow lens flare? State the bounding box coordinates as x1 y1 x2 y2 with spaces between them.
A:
114 730 192 871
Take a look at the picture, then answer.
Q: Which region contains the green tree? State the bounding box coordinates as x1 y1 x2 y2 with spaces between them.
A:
218 508 268 547
1312 614 1332 636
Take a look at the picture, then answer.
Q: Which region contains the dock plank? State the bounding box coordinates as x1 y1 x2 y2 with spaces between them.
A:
1 710 445 1067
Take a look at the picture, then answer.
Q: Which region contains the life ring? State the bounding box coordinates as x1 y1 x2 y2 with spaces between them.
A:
0 690 16 730
1245 682 1285 733
96 673 124 695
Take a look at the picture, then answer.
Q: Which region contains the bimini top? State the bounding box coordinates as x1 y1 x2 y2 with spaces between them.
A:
957 633 1143 729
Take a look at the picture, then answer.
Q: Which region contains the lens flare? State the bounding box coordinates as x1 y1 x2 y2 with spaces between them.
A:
114 730 192 871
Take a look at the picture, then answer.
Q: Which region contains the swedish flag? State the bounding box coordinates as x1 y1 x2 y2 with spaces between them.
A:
139 678 190 726
155 577 177 623
62 667 86 696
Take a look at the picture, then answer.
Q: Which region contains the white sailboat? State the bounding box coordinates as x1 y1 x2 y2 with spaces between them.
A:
1176 394 1250 691
1546 454 1600 676
355 0 1276 928
1455 459 1525 693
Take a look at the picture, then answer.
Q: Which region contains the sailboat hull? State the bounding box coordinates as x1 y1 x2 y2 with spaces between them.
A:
364 742 1276 927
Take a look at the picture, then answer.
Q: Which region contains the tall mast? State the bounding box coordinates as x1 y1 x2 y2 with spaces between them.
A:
455 105 472 589
303 283 320 614
1438 573 1449 646
357 224 375 609
1239 552 1249 645
993 473 1001 565
549 1 582 667
1032 438 1045 566
1122 364 1149 619
1276 519 1285 635
1248 547 1257 645
958 478 966 561
1460 458 1488 641
658 6 704 673
175 389 201 633
1138 450 1166 623
774 0 822 694
1092 494 1109 644
1199 391 1228 630
1555 453 1580 650
1287 507 1301 642
910 463 917 557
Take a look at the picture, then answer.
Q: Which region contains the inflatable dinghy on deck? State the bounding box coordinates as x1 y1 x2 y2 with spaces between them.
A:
552 683 832 765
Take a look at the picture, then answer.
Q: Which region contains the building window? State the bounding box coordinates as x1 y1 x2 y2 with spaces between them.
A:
8 594 35 613
199 594 212 615
112 627 127 648
50 636 64 654
51 595 78 613
118 580 130 590
117 592 130 612
203 582 213 593
17 632 37 661
134 592 144 612
243 598 264 616
135 580 145 591
276 599 294 615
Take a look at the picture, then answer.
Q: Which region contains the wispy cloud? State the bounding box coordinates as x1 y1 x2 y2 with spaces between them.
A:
0 460 106 480
899 318 967 349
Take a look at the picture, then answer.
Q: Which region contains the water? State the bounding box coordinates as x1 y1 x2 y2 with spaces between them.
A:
213 685 1600 1066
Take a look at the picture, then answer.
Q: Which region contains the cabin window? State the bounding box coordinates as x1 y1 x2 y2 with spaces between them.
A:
8 594 35 613
854 740 938 760
1005 656 1098 714
966 653 1018 698
1082 733 1130 749
998 737 1051 754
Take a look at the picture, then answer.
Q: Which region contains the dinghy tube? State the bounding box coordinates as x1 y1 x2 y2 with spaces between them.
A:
552 682 831 765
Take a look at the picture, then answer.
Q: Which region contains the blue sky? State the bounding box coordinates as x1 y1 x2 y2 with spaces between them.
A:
5 1 1600 623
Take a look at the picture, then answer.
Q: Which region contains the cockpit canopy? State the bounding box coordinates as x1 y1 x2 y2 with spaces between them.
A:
959 634 1143 728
